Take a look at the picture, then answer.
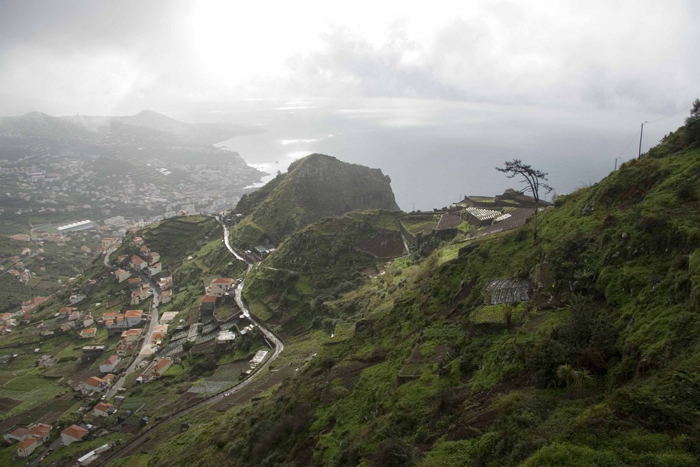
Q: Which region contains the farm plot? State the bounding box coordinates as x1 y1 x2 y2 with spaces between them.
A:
355 232 405 258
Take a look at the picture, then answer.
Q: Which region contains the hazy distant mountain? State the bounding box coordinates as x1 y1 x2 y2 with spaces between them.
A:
0 110 263 161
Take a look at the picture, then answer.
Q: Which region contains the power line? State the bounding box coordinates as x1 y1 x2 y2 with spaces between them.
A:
615 128 640 160
646 104 693 124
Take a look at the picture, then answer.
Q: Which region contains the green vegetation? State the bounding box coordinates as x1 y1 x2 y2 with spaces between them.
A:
124 113 700 466
230 154 400 248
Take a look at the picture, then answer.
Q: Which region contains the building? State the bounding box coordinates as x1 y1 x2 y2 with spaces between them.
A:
131 287 153 305
206 278 235 297
200 295 217 320
80 328 96 339
17 436 40 458
137 357 173 384
130 255 147 271
57 219 94 233
69 310 81 321
147 252 160 265
99 355 121 373
106 310 144 336
147 262 162 277
93 402 115 417
127 277 144 290
82 315 94 328
3 426 28 443
60 425 88 446
69 294 86 305
115 269 131 283
159 311 179 324
216 330 236 346
81 345 106 363
80 376 108 395
160 290 172 304
158 275 172 291
26 423 51 444
151 324 168 345
121 328 143 344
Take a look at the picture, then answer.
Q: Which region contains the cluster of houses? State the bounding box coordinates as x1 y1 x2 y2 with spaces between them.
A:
4 422 52 458
447 189 551 230
77 352 123 395
199 277 239 322
103 309 145 336
57 306 95 334
0 296 50 333
7 422 97 458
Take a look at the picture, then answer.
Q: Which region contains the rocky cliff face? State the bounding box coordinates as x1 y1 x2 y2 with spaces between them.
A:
287 154 399 218
232 154 400 246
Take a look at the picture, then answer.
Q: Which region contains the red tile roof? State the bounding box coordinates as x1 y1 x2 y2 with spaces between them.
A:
27 423 51 438
200 295 217 304
94 402 113 412
211 278 234 284
104 355 119 365
18 437 39 449
61 425 88 440
85 376 104 387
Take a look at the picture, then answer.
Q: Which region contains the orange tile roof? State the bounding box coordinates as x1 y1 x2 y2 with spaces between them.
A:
200 295 217 304
104 355 119 365
153 358 172 373
94 402 113 412
124 310 143 318
28 424 51 437
85 376 104 387
211 278 234 284
61 425 88 440
18 437 39 449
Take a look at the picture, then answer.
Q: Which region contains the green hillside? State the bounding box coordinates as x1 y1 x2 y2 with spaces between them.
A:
130 111 700 466
230 154 400 248
243 210 406 332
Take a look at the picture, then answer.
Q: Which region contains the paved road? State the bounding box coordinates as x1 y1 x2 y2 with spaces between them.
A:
102 248 161 399
96 217 284 466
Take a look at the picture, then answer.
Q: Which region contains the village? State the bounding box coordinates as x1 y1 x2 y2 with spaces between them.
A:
0 221 271 465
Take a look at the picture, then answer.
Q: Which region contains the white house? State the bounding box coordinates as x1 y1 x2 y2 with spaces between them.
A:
80 376 108 395
26 423 51 444
82 315 94 328
160 290 172 304
99 354 121 373
93 402 115 417
207 278 235 297
147 262 162 277
130 255 147 271
124 310 144 327
115 269 131 283
17 437 40 458
60 425 88 446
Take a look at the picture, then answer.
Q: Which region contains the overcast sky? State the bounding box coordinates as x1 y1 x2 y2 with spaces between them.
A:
0 0 698 117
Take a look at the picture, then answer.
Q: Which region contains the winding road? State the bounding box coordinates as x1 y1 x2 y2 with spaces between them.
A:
96 216 284 465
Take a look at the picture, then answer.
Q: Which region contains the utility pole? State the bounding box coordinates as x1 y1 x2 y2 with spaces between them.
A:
638 121 647 158
614 157 621 171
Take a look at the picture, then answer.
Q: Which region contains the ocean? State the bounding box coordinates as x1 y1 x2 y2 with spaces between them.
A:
214 98 687 211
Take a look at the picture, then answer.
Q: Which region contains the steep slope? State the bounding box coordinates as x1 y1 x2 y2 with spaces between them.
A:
243 210 405 332
136 113 700 466
231 154 400 247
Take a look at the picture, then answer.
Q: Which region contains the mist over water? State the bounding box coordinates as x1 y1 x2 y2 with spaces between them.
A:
216 98 687 211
